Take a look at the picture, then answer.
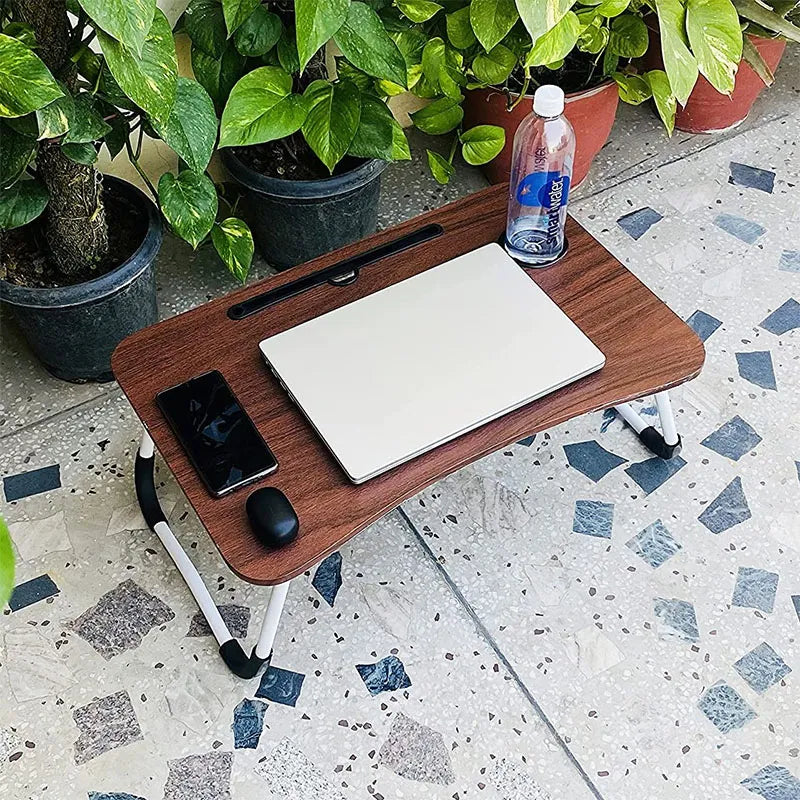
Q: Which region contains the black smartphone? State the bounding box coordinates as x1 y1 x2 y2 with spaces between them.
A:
156 370 277 497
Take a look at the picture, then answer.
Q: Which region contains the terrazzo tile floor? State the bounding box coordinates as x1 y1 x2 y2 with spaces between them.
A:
2 67 799 800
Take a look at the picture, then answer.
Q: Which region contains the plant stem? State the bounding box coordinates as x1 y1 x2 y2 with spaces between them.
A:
508 67 532 111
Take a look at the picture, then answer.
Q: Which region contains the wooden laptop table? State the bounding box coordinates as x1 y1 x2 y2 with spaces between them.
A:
113 183 704 677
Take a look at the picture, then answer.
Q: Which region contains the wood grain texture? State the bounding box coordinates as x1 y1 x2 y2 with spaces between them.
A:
113 183 705 585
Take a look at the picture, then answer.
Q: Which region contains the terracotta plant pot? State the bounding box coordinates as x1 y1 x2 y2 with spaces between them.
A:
643 26 787 133
463 81 619 187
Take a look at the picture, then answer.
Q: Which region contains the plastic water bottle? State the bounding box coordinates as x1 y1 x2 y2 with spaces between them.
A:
505 85 575 266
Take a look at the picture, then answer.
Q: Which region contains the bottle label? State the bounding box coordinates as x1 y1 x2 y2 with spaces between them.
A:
515 170 570 210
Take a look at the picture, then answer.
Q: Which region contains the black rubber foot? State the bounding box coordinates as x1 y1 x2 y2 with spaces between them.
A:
638 426 682 459
219 639 272 678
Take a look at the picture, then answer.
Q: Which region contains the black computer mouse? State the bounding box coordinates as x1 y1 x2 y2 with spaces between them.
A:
246 487 299 548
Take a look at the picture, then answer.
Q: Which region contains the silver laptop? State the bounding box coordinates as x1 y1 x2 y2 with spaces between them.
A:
259 243 605 483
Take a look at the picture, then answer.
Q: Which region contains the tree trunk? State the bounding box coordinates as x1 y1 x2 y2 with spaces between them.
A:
13 0 109 276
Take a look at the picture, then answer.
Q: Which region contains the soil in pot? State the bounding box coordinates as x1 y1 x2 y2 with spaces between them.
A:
464 51 619 187
1 178 161 383
2 190 147 288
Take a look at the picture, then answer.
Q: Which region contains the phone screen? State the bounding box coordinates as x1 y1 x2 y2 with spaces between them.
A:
156 370 277 497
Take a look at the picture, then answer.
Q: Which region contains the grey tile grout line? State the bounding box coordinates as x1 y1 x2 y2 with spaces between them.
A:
575 110 791 202
0 384 122 443
395 505 607 800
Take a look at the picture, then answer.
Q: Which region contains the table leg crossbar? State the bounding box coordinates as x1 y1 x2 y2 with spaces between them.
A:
135 431 288 678
612 390 682 459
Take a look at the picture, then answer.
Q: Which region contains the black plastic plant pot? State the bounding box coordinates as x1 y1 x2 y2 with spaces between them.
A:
0 176 162 383
222 150 387 271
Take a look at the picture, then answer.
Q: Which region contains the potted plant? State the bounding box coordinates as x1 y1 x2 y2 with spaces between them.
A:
177 0 393 269
386 0 675 186
644 0 800 133
1 0 251 382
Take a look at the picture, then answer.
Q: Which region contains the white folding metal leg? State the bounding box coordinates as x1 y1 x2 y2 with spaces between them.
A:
135 430 288 677
612 390 682 458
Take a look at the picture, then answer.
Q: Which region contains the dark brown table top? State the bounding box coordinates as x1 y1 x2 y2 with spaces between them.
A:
113 183 704 585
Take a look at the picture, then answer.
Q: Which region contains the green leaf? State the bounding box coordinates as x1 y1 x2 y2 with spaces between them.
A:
219 66 310 147
36 92 74 139
397 0 443 23
459 124 505 165
473 43 517 83
686 0 743 95
222 0 260 35
192 41 247 113
732 0 800 41
595 0 630 16
645 69 676 135
158 170 217 249
517 0 574 44
607 13 649 57
421 37 466 98
337 60 373 91
470 0 519 51
426 149 453 184
410 95 463 134
526 12 582 66
103 114 129 158
185 0 228 57
77 0 155 57
62 141 98 164
302 79 361 172
348 93 408 160
0 517 14 610
295 0 350 71
63 94 112 144
0 33 63 118
612 71 652 103
3 21 37 49
277 25 301 72
446 7 477 49
654 0 698 104
0 179 48 230
98 8 178 125
150 77 217 173
334 2 408 87
234 6 282 57
602 48 619 74
211 217 253 283
0 121 36 188
741 34 775 86
578 20 609 53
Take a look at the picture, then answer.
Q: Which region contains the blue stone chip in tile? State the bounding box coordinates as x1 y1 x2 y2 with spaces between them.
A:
311 552 343 607
625 455 686 495
736 351 777 391
654 597 699 642
517 435 536 446
8 574 60 612
732 567 779 613
697 681 757 734
793 596 800 622
563 440 627 482
761 299 800 335
741 764 800 800
617 207 663 240
356 655 412 696
255 666 305 707
686 310 722 342
3 464 61 502
698 477 751 534
728 162 775 193
779 250 800 273
713 213 766 244
89 794 147 800
734 642 792 694
701 416 762 461
232 698 267 749
572 500 614 539
626 520 682 568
